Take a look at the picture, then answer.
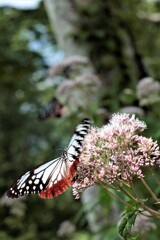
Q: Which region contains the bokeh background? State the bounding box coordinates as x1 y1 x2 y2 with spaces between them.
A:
1 0 160 239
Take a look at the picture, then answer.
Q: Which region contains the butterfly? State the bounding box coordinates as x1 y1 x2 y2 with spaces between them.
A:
7 118 91 199
38 97 63 120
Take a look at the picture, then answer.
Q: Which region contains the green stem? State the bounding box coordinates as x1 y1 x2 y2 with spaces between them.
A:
150 167 160 186
140 178 159 203
130 184 160 218
98 182 135 209
118 178 131 188
117 182 139 203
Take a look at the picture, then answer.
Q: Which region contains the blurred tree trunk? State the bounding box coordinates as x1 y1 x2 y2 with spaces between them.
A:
44 0 111 233
44 0 148 100
44 0 85 56
44 0 152 231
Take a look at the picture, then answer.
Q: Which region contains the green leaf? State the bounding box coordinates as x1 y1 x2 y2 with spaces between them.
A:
118 206 140 240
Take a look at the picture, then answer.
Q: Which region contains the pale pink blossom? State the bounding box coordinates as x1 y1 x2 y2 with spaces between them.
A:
73 113 160 199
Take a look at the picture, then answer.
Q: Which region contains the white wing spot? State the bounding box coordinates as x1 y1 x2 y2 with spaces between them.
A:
34 179 39 185
76 135 83 140
37 172 43 178
29 180 32 184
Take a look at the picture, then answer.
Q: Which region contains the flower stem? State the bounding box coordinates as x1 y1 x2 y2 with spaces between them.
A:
130 184 160 218
140 178 159 203
98 182 135 209
149 167 160 186
117 182 139 203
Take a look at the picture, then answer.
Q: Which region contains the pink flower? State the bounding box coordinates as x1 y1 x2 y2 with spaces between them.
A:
72 113 160 199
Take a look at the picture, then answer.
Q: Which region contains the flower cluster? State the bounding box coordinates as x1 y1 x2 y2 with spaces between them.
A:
73 113 160 199
49 55 89 77
56 74 101 114
137 77 160 106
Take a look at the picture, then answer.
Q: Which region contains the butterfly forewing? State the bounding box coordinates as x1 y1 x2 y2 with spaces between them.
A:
67 118 91 160
7 156 68 198
7 118 91 199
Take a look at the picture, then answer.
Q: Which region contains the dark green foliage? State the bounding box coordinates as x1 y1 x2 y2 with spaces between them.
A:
118 206 140 239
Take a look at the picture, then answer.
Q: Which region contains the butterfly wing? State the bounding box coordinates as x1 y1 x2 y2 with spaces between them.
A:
7 118 91 199
7 155 71 199
38 154 77 199
67 118 91 161
39 118 91 199
38 97 63 120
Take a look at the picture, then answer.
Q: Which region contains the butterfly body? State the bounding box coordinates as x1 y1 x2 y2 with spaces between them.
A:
7 118 91 199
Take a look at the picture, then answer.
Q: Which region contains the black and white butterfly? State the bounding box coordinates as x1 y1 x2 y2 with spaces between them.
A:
7 118 91 199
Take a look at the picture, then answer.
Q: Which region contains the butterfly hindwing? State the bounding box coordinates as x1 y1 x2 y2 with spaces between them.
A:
7 118 91 199
7 156 68 198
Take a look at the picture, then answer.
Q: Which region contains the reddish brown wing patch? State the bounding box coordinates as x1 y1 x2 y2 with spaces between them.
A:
38 177 72 199
38 160 79 199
